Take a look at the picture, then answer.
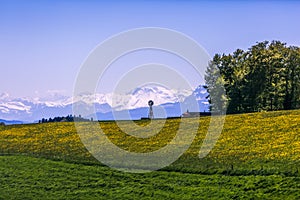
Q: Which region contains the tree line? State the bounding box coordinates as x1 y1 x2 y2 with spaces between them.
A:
39 115 92 123
205 41 300 114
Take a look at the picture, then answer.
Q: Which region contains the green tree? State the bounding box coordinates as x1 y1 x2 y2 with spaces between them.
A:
205 40 300 114
205 55 228 114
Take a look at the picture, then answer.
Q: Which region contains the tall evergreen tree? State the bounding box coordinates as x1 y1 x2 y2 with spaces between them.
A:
205 55 228 114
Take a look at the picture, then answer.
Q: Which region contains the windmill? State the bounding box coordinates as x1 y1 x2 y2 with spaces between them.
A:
148 100 154 119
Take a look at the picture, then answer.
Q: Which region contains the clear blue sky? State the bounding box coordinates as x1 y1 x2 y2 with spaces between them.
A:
1 0 300 97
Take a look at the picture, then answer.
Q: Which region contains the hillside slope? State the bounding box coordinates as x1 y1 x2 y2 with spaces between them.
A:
0 110 299 199
0 109 299 174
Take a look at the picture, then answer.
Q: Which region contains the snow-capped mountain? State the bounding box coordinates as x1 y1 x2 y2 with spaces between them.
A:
110 85 193 111
0 85 209 122
192 85 210 100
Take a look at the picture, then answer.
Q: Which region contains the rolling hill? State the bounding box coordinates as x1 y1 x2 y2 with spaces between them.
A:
0 109 299 199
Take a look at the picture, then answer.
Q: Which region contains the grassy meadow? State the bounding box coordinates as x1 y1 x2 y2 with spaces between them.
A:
0 110 299 199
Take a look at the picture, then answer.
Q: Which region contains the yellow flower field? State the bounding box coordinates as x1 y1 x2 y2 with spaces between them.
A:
0 109 299 173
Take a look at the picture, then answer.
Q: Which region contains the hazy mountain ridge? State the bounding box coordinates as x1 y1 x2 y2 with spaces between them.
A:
0 85 209 122
0 118 24 125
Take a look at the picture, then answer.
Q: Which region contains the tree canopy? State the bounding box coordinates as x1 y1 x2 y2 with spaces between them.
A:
205 41 300 114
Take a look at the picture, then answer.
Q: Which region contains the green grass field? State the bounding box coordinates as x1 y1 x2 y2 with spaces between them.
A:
1 155 299 199
0 110 299 199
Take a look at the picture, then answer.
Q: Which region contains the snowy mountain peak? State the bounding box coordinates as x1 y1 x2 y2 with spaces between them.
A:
0 85 209 122
0 93 9 100
131 85 171 95
192 85 208 100
122 85 191 110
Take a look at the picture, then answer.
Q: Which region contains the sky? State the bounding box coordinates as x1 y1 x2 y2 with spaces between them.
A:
1 0 300 98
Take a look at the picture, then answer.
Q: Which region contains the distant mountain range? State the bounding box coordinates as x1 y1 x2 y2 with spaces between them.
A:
0 119 23 125
0 85 209 123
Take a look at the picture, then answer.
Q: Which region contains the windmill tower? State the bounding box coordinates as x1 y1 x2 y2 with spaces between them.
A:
148 100 154 119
